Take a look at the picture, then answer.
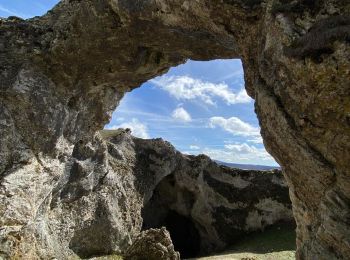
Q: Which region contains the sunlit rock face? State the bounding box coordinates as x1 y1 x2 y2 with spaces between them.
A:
0 128 292 259
0 0 349 259
141 153 292 258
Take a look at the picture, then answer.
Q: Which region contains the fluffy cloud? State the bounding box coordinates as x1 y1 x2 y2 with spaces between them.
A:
224 143 272 160
172 107 192 122
189 145 200 150
107 118 149 139
209 116 260 137
247 136 263 144
151 75 251 105
193 143 274 163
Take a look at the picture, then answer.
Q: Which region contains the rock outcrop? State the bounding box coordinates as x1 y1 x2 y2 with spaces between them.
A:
1 129 291 259
0 0 349 259
142 151 292 257
125 227 180 260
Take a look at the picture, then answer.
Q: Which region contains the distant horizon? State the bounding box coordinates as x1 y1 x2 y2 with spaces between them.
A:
214 160 280 169
215 160 280 168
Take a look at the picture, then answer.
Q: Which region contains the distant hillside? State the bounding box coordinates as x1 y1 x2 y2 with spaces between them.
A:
215 161 280 171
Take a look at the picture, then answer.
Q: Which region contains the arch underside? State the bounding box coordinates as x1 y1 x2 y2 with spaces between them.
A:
0 0 349 259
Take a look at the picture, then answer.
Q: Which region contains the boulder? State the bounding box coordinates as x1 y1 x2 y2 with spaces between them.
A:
125 227 180 260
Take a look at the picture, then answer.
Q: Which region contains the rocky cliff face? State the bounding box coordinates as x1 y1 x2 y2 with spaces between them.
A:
141 150 292 258
0 129 292 259
0 0 349 259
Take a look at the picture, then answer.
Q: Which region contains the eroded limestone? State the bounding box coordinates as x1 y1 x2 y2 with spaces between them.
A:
0 0 349 259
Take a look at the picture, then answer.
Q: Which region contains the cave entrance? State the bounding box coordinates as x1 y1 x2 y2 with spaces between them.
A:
159 210 200 258
141 174 202 258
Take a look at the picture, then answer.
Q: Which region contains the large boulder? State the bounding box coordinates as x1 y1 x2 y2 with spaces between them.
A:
125 227 180 260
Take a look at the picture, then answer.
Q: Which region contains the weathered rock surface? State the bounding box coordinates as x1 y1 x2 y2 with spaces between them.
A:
0 129 291 259
142 151 292 257
0 0 349 259
125 227 180 260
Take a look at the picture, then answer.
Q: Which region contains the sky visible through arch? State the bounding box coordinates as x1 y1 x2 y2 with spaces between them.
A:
107 60 278 166
0 1 278 166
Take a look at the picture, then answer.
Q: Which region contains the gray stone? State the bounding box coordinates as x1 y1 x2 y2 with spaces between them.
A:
0 127 292 259
0 0 349 259
125 227 180 260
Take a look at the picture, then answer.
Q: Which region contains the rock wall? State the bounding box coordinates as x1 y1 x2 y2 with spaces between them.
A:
0 129 291 259
142 153 292 257
0 0 349 259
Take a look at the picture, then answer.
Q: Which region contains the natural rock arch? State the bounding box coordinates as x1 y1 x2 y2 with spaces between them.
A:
0 0 349 259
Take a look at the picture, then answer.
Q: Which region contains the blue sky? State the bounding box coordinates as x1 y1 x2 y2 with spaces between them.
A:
107 60 277 166
0 0 58 18
0 1 278 166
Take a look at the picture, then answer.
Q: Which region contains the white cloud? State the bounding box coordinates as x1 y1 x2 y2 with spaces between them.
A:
0 5 27 18
209 116 260 137
151 75 251 105
172 107 192 122
224 143 272 160
116 117 125 122
248 136 263 144
0 5 18 16
190 145 200 150
189 143 274 164
107 118 149 139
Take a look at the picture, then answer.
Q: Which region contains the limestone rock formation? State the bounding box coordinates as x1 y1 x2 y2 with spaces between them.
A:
0 0 349 259
125 227 180 260
1 129 291 259
142 152 292 257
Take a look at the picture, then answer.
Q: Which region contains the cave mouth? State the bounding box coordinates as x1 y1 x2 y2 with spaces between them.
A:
141 174 202 258
161 210 201 259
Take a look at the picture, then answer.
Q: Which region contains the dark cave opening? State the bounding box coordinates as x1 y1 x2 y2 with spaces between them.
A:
142 174 202 258
163 210 201 259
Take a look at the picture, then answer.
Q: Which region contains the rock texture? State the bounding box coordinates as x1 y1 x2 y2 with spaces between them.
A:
125 227 180 260
142 153 292 257
0 129 291 259
0 0 349 259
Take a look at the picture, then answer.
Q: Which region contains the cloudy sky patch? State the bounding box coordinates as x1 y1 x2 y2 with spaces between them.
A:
106 59 278 166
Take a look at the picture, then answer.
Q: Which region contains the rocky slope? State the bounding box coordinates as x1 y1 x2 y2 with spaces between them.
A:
0 0 349 259
1 129 292 259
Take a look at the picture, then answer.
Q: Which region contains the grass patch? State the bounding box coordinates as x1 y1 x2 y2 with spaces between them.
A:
227 222 296 254
187 222 296 260
99 129 126 139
